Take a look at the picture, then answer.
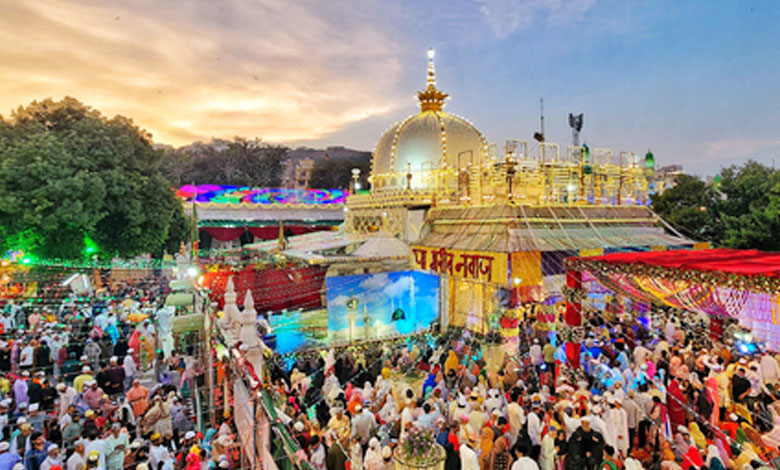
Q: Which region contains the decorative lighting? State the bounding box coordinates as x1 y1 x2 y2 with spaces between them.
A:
176 185 348 205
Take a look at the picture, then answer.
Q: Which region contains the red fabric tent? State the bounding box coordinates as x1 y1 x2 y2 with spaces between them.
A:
585 248 780 277
203 264 327 312
201 225 329 242
246 225 326 240
203 227 246 241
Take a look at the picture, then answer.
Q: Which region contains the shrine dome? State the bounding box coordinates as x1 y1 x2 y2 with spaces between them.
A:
370 50 489 192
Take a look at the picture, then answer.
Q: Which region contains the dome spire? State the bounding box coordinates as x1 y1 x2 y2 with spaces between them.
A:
426 48 436 87
417 48 448 112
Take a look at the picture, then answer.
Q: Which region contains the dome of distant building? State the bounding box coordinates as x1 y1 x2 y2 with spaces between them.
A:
370 50 488 192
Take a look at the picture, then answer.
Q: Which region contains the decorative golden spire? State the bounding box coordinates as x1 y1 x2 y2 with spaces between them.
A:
417 48 448 112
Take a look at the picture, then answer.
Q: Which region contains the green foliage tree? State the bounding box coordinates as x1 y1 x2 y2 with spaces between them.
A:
308 156 370 190
651 160 780 251
0 97 189 259
650 174 721 242
717 161 780 251
158 137 286 186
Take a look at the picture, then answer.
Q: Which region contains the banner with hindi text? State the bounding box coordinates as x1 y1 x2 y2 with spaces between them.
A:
410 246 508 285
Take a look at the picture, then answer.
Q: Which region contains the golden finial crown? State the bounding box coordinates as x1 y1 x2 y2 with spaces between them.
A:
417 48 448 112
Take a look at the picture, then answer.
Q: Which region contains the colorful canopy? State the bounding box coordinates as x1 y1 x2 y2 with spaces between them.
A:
565 248 780 350
585 248 780 278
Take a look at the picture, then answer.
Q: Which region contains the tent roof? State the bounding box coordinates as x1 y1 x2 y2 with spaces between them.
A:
584 248 780 277
351 231 410 258
417 204 691 253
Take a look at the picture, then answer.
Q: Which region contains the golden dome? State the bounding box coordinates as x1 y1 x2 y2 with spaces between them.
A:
370 50 488 192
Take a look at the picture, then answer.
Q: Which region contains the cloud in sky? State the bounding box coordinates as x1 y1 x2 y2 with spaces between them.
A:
474 0 596 39
2 0 777 175
0 0 406 145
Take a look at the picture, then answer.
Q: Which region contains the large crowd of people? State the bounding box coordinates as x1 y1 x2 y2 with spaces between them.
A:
8 269 780 470
266 309 780 470
0 273 235 470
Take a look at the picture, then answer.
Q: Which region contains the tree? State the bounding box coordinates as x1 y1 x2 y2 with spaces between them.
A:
0 97 189 259
158 137 287 186
308 155 370 190
651 160 780 251
717 161 780 251
650 174 721 243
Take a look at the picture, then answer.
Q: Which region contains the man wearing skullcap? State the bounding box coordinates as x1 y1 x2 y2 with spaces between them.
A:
327 406 349 444
122 351 137 391
39 443 62 470
0 440 21 470
65 440 85 470
105 358 125 396
73 368 93 395
105 424 128 470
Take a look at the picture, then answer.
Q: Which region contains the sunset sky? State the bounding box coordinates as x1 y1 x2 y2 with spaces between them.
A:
1 0 778 174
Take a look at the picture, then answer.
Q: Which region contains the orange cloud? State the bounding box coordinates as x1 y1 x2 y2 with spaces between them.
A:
0 0 407 145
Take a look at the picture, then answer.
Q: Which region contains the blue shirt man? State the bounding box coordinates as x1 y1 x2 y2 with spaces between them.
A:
0 441 22 470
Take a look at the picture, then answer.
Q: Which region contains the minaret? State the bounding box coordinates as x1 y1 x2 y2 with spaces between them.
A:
222 277 240 337
417 49 448 112
240 289 258 348
363 303 371 341
408 274 417 331
240 288 264 379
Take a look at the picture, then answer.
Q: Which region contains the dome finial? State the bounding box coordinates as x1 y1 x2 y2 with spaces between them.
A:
427 48 436 87
418 48 448 112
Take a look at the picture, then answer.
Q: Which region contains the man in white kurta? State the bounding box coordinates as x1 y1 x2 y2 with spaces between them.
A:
527 405 543 448
761 354 780 385
606 397 630 456
460 436 479 470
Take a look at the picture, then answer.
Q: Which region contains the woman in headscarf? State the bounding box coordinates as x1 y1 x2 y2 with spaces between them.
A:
445 350 459 376
688 422 707 450
553 429 568 470
128 328 142 366
761 412 780 448
378 394 398 425
363 381 375 404
743 423 767 455
673 427 691 458
669 353 683 379
680 445 703 470
488 436 511 470
422 373 437 398
154 394 173 439
714 434 732 464
477 427 494 470
731 442 760 470
623 457 644 470
705 444 726 470
364 437 382 470
141 395 164 436
692 387 713 432
706 375 721 427
667 378 687 430
185 451 200 470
